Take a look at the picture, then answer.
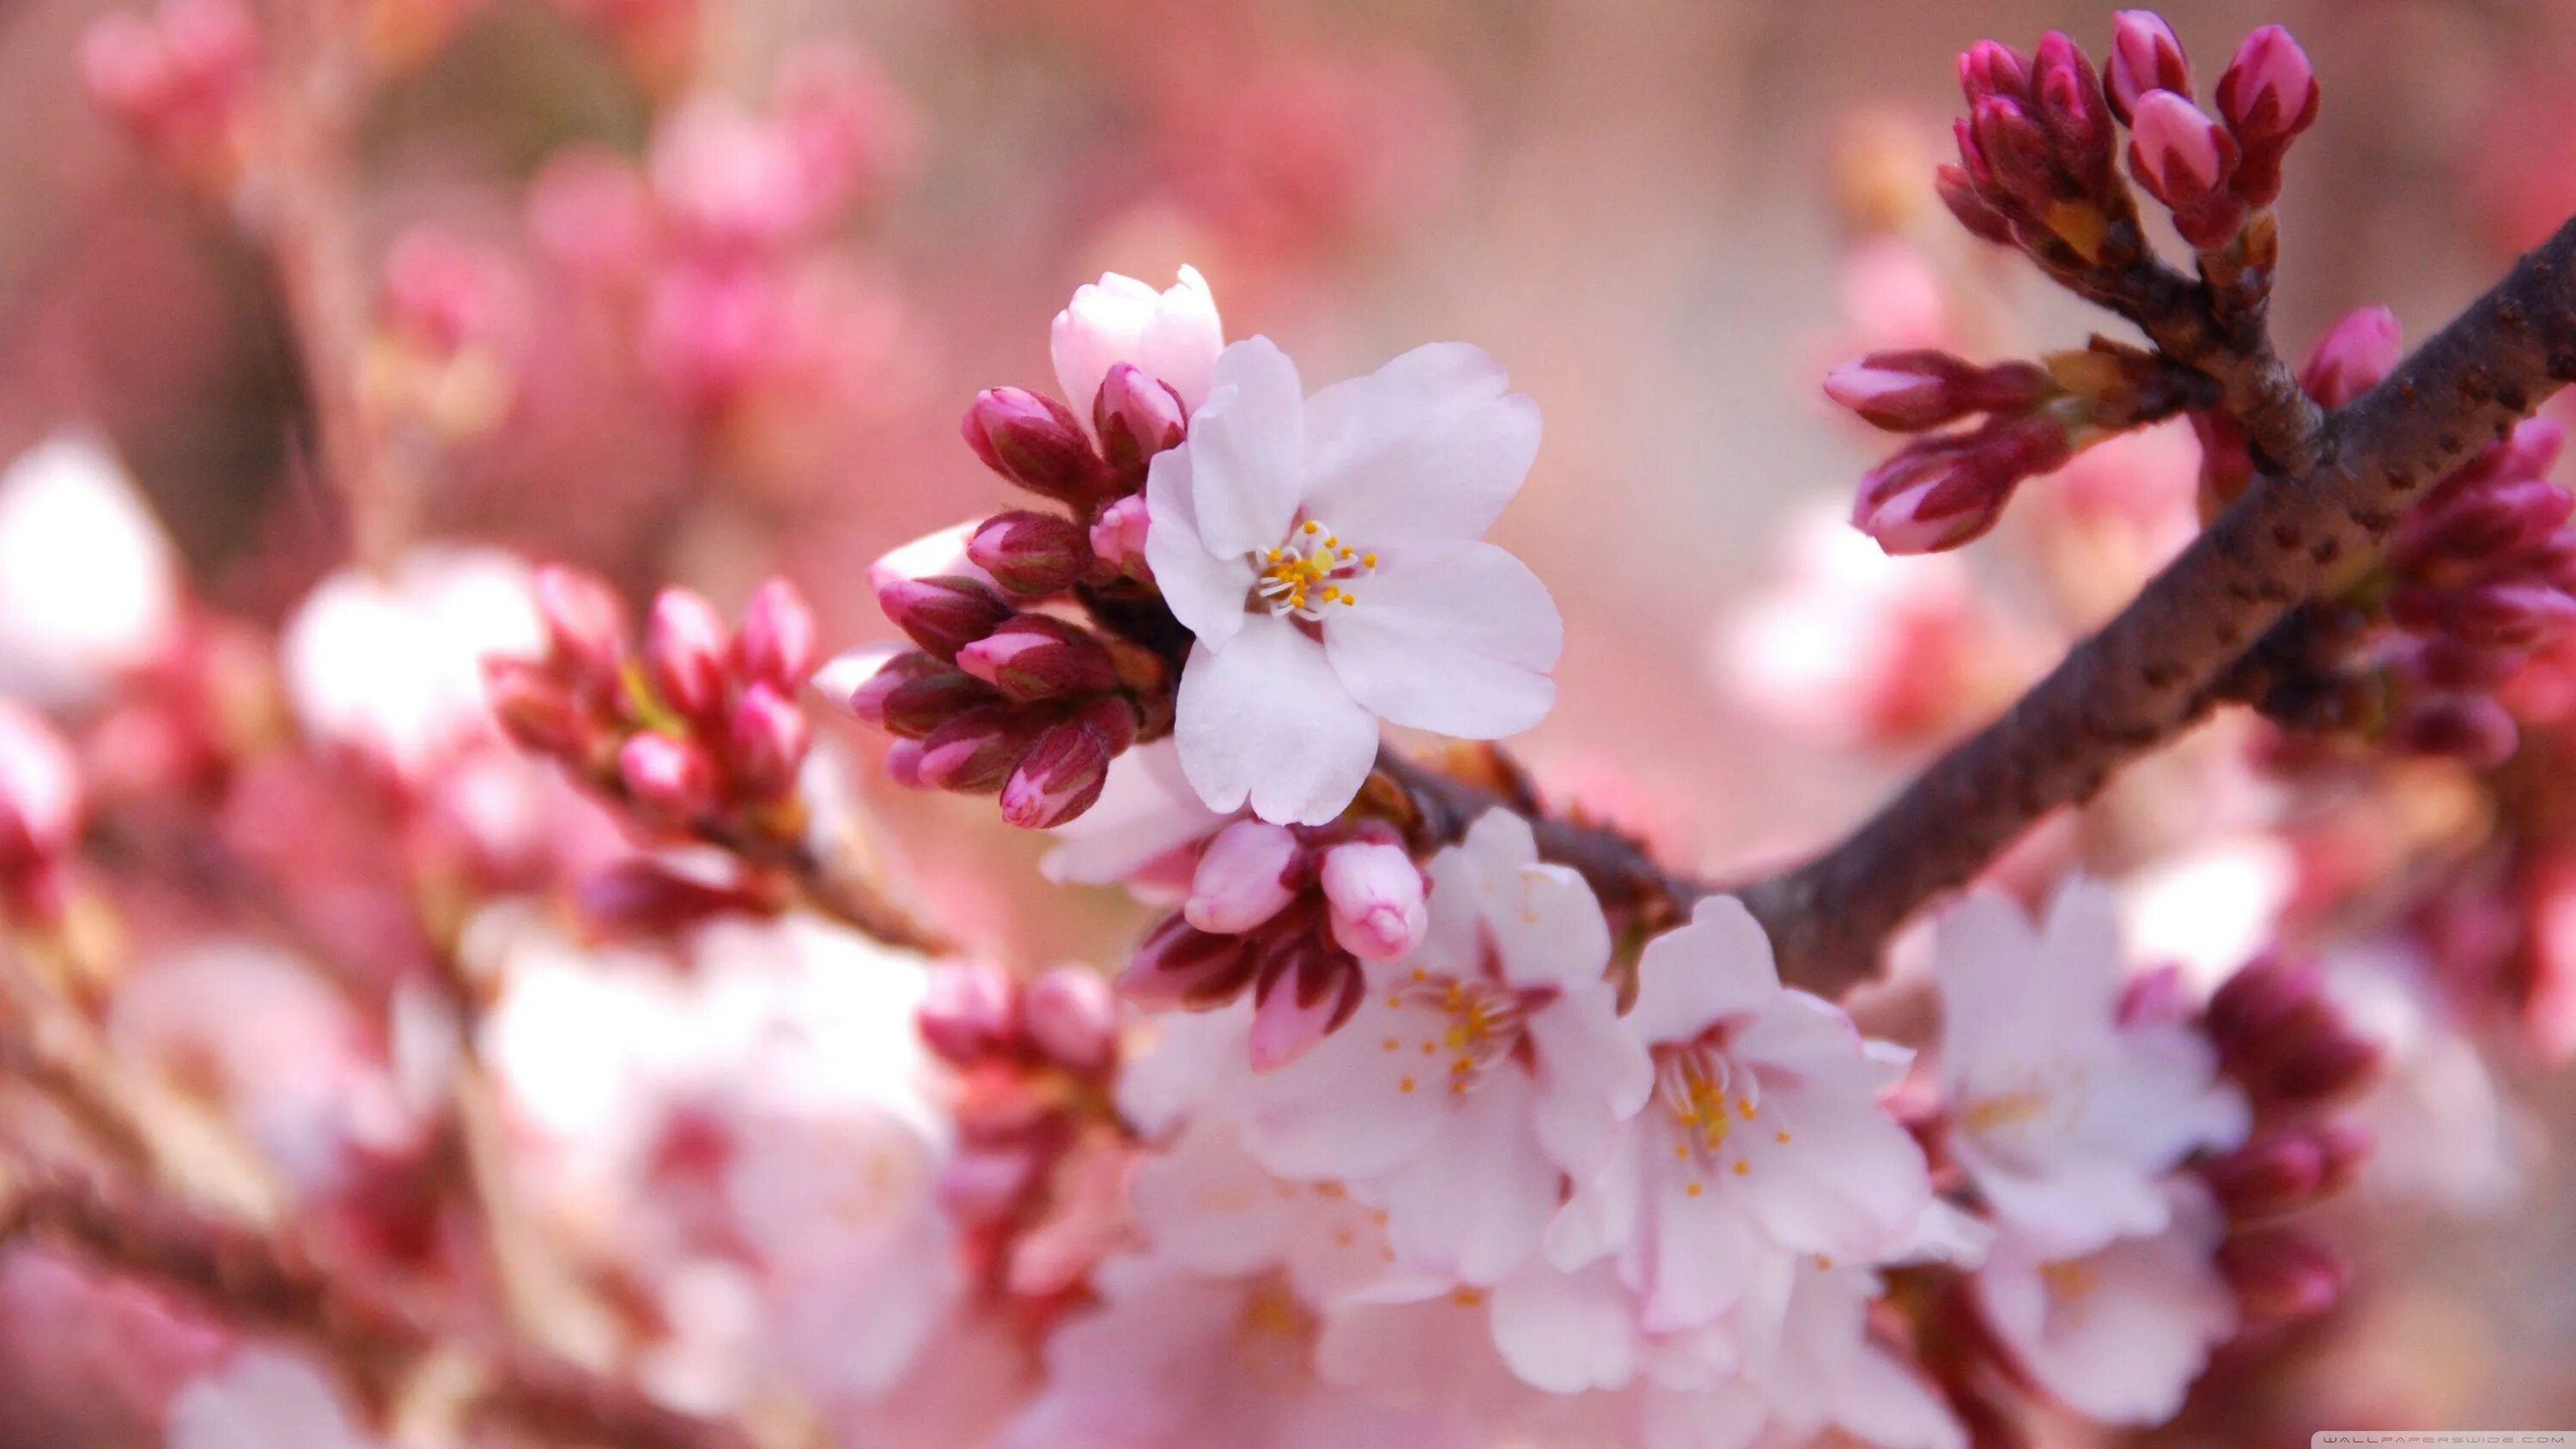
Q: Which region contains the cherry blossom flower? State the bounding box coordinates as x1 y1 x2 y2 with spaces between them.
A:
1145 338 1559 825
166 1349 381 1449
1241 810 1648 1284
1546 897 1930 1334
1051 266 1224 418
2322 941 2539 1216
1970 1185 2237 1426
1934 881 2250 1254
0 433 180 712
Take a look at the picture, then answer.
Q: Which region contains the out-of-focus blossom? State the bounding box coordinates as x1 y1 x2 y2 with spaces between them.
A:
165 1347 382 1449
2322 942 2539 1216
78 0 255 183
1970 1185 2237 1426
1240 810 1647 1285
1547 898 1929 1334
1051 266 1224 421
1933 881 2250 1255
0 434 180 712
1148 338 1557 824
281 547 542 784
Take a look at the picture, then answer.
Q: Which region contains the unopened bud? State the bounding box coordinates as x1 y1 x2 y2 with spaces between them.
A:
1092 362 1189 484
2219 1227 2344 1323
1966 95 2058 221
617 732 720 822
2031 33 2114 194
534 566 629 694
956 614 1118 703
880 575 1012 660
1121 912 1258 1009
2391 478 2575 583
2391 581 2576 652
726 682 809 802
938 1148 1037 1223
483 658 592 757
734 578 817 693
2202 1131 2326 1220
2106 11 2191 125
2215 25 2318 207
2300 307 2400 410
999 722 1109 828
646 588 731 723
873 662 999 740
962 387 1103 506
1185 819 1303 935
1935 162 2018 246
2126 89 2243 247
1088 494 1152 583
1957 39 2032 106
1247 950 1364 1072
917 708 1032 794
968 511 1095 597
1824 351 2050 433
1024 966 1119 1073
1319 838 1429 964
1853 417 2069 556
919 961 1020 1063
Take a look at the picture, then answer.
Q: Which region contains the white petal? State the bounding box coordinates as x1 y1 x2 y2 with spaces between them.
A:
1183 336 1308 558
1627 896 1785 1046
1242 990 1449 1180
1326 543 1561 738
1174 623 1378 826
1142 446 1251 652
1300 343 1541 565
1488 1263 1643 1393
1526 985 1653 1177
1375 1076 1559 1284
1545 1118 1644 1271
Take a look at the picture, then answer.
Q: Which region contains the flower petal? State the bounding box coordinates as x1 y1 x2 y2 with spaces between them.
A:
1373 1075 1560 1284
1174 621 1379 826
1627 896 1785 1046
1489 1263 1643 1393
1301 343 1541 565
1327 543 1560 738
1182 336 1308 558
1142 445 1251 652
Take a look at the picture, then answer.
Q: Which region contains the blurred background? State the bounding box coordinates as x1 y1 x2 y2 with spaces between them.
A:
1 0 2572 1440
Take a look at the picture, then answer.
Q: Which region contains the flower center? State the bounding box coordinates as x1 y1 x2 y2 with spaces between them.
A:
1655 1042 1789 1197
1252 518 1376 621
1376 967 1549 1097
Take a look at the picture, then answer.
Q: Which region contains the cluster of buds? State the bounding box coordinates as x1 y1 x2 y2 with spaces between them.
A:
2195 954 2380 1325
2233 309 2576 767
0 703 83 924
1121 819 1430 1070
78 0 257 188
1831 341 2210 554
916 961 1133 1302
1944 15 2317 264
484 567 820 843
358 227 523 447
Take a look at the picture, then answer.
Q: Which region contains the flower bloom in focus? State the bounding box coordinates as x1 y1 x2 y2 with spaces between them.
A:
1147 338 1560 824
1546 897 1930 1333
1934 881 2250 1253
1240 809 1647 1284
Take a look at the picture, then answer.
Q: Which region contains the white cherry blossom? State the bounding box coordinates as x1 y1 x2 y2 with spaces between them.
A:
1970 1184 2237 1426
1051 265 1225 418
0 433 179 712
1240 809 1649 1284
1934 880 2249 1255
1546 896 1930 1334
1145 338 1559 824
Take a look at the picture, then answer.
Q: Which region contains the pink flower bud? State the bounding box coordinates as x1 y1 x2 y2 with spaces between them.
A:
868 521 993 597
1088 494 1153 583
2392 581 2576 652
1184 820 1303 935
80 15 172 125
2032 33 2114 190
645 588 732 722
733 578 817 693
884 738 928 789
2126 89 2241 244
2219 1227 2344 1323
1024 966 1119 1073
967 511 1096 597
838 650 994 739
2207 952 2318 1045
956 614 1117 704
1248 951 1364 1072
533 566 628 695
917 708 1034 794
1935 163 2017 246
1852 417 2073 556
1823 352 2050 433
0 704 82 874
1121 913 1258 1009
1092 362 1189 482
576 860 763 937
879 575 1012 661
2300 306 2400 410
617 732 720 822
1319 840 1428 964
938 1148 1037 1223
2391 478 2575 583
725 682 809 802
919 961 1020 1063
2106 11 2191 124
1967 95 2058 220
2202 1131 2326 1220
2215 25 2318 206
2407 637 2525 693
2312 1119 2372 1195
1072 696 1142 755
2390 696 2521 768
999 722 1110 829
962 387 1103 506
816 646 913 722
1957 39 2032 106
483 657 591 757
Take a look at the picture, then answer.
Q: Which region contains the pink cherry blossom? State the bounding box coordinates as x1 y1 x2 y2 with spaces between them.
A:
1546 896 1929 1333
1050 265 1224 419
0 434 180 712
1147 337 1560 824
166 1349 381 1449
1241 809 1649 1284
1934 881 2250 1255
1971 1185 2238 1426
